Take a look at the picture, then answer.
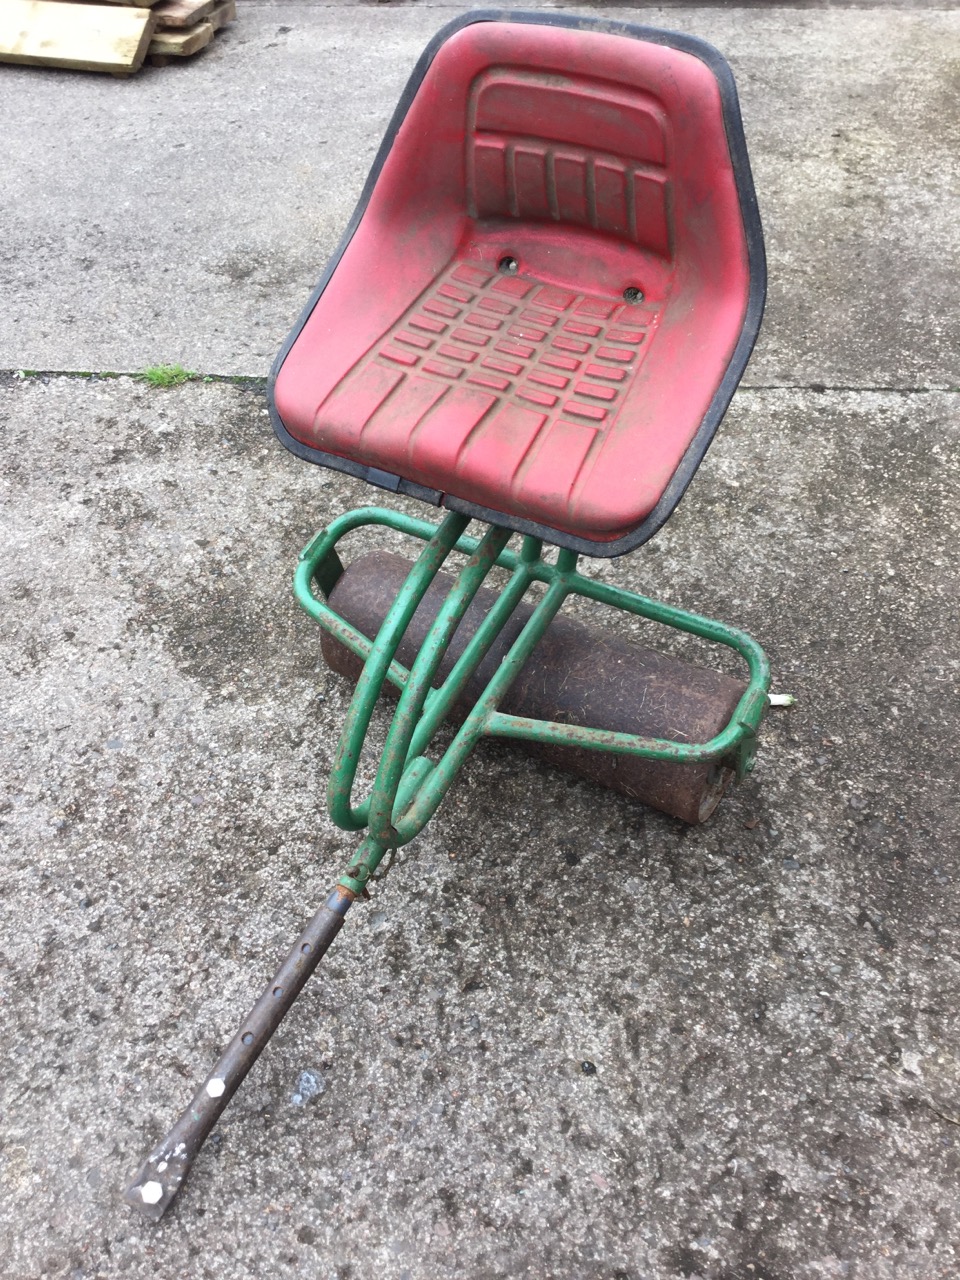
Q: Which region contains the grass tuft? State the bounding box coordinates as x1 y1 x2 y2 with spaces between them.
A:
137 363 197 388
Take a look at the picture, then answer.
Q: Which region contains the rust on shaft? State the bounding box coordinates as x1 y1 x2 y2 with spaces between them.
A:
123 884 355 1221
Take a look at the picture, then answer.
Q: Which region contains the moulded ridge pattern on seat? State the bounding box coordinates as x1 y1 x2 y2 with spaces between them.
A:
467 67 673 258
310 260 662 528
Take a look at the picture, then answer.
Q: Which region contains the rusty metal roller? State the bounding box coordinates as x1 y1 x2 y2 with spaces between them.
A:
320 552 747 824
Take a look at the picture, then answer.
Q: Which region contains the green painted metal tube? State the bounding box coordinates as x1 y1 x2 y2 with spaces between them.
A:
392 575 572 845
327 513 469 832
366 524 512 846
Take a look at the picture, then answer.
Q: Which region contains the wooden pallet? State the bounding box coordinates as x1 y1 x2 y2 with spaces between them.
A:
0 0 235 74
148 0 235 64
152 0 215 29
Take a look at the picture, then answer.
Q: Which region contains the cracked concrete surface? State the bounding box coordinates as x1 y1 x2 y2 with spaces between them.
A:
1 4 959 1279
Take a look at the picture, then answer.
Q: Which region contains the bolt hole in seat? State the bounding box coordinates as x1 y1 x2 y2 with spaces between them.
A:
269 11 765 556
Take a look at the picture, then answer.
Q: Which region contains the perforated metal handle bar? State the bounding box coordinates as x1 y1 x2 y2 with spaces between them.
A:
123 885 355 1220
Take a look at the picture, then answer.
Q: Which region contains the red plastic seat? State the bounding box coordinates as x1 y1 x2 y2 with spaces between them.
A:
270 14 764 555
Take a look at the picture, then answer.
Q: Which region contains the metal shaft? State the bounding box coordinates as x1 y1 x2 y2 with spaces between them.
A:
123 884 355 1221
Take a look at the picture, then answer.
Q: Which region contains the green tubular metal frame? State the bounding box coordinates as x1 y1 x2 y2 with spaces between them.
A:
295 507 771 898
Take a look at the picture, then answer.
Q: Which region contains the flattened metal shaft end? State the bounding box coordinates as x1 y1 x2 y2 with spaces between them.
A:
123 1144 192 1221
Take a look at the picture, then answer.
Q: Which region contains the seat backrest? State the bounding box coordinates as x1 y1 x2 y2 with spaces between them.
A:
467 66 672 260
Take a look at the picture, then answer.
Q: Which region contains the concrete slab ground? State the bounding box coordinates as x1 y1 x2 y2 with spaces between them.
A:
1 4 958 387
2 374 959 1280
1 4 959 1280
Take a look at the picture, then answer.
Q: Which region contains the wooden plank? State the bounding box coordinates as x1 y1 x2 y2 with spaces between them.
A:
151 0 213 27
0 1 156 74
147 18 211 57
207 0 234 33
56 0 164 8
